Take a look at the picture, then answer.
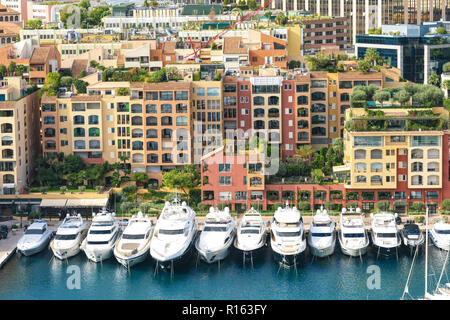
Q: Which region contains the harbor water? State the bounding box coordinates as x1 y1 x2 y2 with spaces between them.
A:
0 240 448 300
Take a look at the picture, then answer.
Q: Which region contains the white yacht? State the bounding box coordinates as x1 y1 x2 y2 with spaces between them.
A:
370 212 402 256
17 220 54 256
234 207 267 254
338 207 369 257
81 210 121 262
270 203 306 266
50 214 88 260
195 207 236 264
308 206 336 258
114 211 154 268
429 221 450 251
150 200 198 269
401 220 425 252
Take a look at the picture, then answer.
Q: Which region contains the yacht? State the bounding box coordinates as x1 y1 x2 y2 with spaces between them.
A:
50 214 88 260
308 206 336 258
114 211 154 268
195 207 236 264
150 200 198 269
81 210 121 262
234 207 267 255
370 212 402 257
17 220 54 256
338 207 369 257
270 203 306 266
429 221 450 251
401 220 425 252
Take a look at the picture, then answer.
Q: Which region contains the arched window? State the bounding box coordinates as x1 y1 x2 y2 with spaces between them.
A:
268 96 279 105
356 163 366 171
268 108 279 117
132 129 143 138
427 175 439 185
146 116 157 126
88 128 100 137
370 149 382 159
132 141 143 150
3 174 14 183
146 129 157 138
297 132 308 141
371 175 382 184
354 149 366 159
162 128 172 139
146 104 157 113
74 140 85 149
73 115 84 125
411 149 423 159
131 116 142 125
74 128 85 137
147 142 158 150
131 104 142 113
253 96 264 106
427 149 439 159
44 128 55 137
268 120 279 129
312 127 326 136
162 153 172 163
89 140 101 149
427 162 439 172
147 154 158 163
254 120 265 129
297 95 308 105
132 153 144 163
411 162 423 172
356 175 366 183
253 108 265 118
88 115 99 125
161 116 172 125
312 115 326 124
297 108 308 117
161 104 172 113
297 120 308 129
311 103 326 112
311 91 326 101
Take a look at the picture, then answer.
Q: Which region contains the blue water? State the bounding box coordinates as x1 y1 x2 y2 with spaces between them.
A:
0 241 448 300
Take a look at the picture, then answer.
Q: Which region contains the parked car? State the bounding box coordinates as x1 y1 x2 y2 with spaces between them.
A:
0 225 8 239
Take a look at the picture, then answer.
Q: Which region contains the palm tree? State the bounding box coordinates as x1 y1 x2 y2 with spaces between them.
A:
294 145 314 163
264 11 272 27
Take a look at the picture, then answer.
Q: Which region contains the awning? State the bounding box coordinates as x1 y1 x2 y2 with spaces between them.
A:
40 199 67 207
66 198 108 208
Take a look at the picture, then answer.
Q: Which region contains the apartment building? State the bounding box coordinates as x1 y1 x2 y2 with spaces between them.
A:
29 46 60 86
41 80 196 185
301 17 349 55
0 0 26 22
0 3 19 23
337 101 450 214
355 23 450 84
0 77 39 194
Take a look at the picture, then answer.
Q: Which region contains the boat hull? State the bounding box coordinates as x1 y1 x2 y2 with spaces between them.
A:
234 232 267 253
371 232 402 255
83 245 115 263
429 231 450 251
195 237 234 264
338 232 369 257
309 242 336 258
115 250 149 268
153 237 196 269
17 233 53 257
51 241 82 260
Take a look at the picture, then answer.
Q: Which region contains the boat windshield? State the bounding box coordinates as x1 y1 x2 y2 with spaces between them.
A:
343 233 365 238
436 230 450 235
89 229 113 234
241 229 260 234
276 231 301 237
376 233 397 238
314 223 330 227
311 233 331 237
204 226 228 232
159 229 185 235
25 229 44 235
87 241 110 245
122 234 145 239
55 234 77 240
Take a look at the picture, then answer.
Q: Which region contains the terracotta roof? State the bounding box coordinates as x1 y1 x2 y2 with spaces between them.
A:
30 47 52 64
0 4 20 16
0 22 20 37
71 59 88 78
223 37 248 55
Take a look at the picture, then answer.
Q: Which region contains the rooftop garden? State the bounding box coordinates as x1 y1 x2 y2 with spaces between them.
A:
96 65 183 83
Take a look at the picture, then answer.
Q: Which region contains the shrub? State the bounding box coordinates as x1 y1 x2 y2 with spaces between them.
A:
377 201 390 211
217 203 231 210
273 202 284 210
95 186 103 193
410 201 425 212
196 203 210 212
414 216 425 224
347 202 358 209
60 186 67 194
441 198 450 210
40 186 48 194
78 186 86 193
297 201 310 212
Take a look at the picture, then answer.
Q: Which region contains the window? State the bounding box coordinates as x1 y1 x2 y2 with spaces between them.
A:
253 96 264 106
370 149 383 159
196 88 205 96
235 191 247 201
161 104 172 113
410 191 422 199
390 136 405 143
412 136 440 147
411 175 423 185
354 136 382 147
296 84 309 92
297 96 308 105
146 104 157 113
218 163 231 172
175 91 188 100
219 176 231 185
207 87 220 96
160 91 173 100
311 91 326 101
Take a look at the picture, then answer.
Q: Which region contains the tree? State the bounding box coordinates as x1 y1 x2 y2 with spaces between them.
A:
24 19 43 29
144 0 149 8
0 64 6 76
73 79 88 93
357 59 372 74
393 89 411 106
441 199 450 211
7 62 16 75
60 76 72 89
40 72 61 97
364 48 383 66
79 0 90 10
373 90 391 107
264 11 272 26
247 0 258 10
436 27 447 35
88 6 110 26
428 73 441 87
63 154 85 174
410 201 425 213
117 87 129 96
377 201 390 211
14 64 27 76
133 172 148 185
275 13 287 25
294 145 314 163
162 164 200 198
312 168 324 184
